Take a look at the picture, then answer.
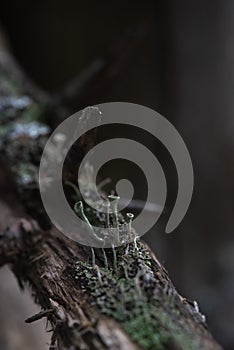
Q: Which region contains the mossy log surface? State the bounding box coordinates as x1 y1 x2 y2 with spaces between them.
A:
0 33 222 350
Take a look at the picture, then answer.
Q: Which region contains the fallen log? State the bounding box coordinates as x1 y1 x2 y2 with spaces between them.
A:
0 29 222 350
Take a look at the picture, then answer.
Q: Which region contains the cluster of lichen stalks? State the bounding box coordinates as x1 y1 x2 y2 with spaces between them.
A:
73 195 201 350
73 193 136 247
66 160 137 248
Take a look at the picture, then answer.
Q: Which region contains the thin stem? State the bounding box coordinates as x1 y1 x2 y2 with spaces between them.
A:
102 248 108 269
74 201 103 242
90 247 96 267
112 244 117 272
108 195 120 244
102 200 110 228
95 265 103 286
126 212 134 236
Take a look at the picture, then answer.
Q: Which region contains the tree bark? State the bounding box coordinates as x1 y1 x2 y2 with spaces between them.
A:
0 30 222 350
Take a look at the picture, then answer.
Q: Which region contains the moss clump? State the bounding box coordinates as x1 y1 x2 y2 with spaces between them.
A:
74 242 201 350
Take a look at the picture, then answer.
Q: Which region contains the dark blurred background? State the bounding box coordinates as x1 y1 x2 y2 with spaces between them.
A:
0 0 234 349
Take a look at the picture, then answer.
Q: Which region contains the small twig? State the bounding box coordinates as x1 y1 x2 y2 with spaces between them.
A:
25 309 54 323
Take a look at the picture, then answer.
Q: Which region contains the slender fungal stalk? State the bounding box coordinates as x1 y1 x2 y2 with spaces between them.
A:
74 201 103 243
126 213 134 233
108 195 120 244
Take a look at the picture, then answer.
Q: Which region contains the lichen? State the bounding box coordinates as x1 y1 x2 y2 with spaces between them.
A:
74 242 201 350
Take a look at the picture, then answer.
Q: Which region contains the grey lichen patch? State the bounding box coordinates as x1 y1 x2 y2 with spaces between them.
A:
0 68 33 123
1 120 49 191
8 121 49 140
0 106 48 151
74 242 201 350
0 64 49 138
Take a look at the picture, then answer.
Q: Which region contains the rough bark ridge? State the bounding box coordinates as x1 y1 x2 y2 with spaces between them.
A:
0 33 222 350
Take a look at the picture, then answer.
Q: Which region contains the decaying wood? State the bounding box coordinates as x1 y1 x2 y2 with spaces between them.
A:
0 215 139 350
0 30 222 350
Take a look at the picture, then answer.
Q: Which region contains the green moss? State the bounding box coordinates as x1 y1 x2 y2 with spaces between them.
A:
0 123 13 139
22 102 47 123
0 69 22 95
74 243 201 350
66 140 204 349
